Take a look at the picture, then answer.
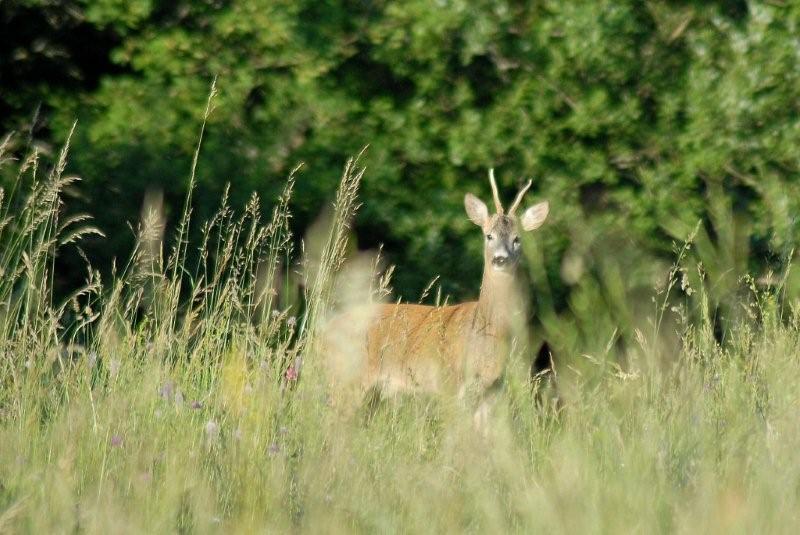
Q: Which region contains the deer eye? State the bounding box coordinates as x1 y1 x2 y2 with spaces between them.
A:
513 236 520 246
486 234 494 241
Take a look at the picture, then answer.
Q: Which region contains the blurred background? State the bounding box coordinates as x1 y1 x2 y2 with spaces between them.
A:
2 0 800 356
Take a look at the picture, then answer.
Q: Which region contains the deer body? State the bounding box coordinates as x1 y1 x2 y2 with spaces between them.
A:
323 171 549 421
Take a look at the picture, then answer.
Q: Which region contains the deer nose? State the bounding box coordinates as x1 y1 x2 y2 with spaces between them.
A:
492 254 508 267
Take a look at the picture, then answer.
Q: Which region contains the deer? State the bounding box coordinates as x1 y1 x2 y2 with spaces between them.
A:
322 170 549 429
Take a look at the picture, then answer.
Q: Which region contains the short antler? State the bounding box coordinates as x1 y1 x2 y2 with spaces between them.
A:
488 168 504 214
508 179 532 215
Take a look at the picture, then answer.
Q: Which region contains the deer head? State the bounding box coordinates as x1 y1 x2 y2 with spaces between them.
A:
464 169 549 274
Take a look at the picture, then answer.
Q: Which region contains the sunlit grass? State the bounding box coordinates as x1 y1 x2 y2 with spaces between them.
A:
1 116 800 533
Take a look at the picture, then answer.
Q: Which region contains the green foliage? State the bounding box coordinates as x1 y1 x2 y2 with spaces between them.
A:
3 1 800 325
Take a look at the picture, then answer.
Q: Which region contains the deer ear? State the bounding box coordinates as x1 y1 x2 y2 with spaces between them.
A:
464 193 488 227
521 201 549 231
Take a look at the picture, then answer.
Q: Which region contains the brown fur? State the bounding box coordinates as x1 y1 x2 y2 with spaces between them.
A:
323 172 548 423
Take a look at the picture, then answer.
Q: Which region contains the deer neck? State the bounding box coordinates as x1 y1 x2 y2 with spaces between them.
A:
477 268 517 332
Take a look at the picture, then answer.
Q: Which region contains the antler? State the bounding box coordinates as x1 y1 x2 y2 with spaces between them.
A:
508 178 533 215
488 168 504 214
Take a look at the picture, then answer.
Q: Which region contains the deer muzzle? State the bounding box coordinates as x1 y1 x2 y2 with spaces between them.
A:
492 254 509 267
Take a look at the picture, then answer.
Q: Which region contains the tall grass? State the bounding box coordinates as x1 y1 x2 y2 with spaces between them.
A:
1 120 800 533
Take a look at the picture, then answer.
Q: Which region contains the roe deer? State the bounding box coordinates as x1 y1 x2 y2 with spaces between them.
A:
323 170 549 427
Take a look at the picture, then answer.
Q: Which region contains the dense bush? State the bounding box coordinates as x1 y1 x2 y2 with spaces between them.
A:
3 1 800 326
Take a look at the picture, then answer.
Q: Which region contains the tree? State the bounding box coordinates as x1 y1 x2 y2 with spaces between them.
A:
3 0 799 316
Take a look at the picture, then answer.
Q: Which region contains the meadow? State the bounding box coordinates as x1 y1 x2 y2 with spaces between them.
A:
1 116 800 534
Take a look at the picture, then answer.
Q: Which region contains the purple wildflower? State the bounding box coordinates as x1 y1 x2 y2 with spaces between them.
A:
285 366 298 382
110 434 123 447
